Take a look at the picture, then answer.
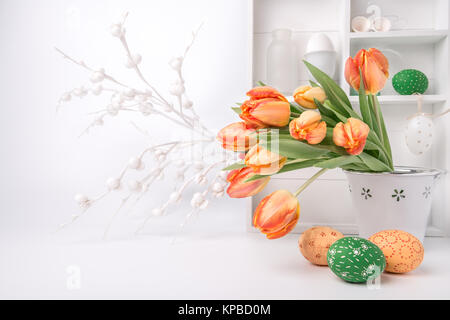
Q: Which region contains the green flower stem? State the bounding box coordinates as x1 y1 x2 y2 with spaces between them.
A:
294 168 329 197
371 94 384 145
371 95 394 170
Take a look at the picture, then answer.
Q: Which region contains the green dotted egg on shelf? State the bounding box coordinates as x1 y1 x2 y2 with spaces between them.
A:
392 69 429 95
327 237 386 283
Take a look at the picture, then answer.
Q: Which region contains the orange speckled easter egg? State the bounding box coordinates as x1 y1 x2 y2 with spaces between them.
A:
369 230 424 273
298 226 344 266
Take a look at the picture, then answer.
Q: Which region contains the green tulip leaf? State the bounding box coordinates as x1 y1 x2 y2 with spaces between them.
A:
358 71 374 130
231 107 242 115
303 60 353 114
257 81 267 87
314 155 361 169
261 137 331 159
309 80 320 87
245 159 324 182
358 152 393 172
222 161 246 171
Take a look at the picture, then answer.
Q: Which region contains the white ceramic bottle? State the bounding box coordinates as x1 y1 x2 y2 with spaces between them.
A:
266 29 298 94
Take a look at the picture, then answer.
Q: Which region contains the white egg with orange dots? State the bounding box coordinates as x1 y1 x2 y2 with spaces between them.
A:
369 229 424 273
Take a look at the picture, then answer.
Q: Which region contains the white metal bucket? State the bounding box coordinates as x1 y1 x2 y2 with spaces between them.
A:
345 167 444 242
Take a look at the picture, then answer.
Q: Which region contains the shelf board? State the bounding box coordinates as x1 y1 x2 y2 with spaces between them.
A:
349 95 446 105
350 29 448 46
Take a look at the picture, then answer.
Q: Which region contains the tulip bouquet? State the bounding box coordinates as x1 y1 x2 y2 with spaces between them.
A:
218 48 394 239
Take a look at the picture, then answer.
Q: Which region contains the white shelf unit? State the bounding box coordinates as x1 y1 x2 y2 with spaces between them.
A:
349 30 448 46
247 0 450 237
349 95 447 105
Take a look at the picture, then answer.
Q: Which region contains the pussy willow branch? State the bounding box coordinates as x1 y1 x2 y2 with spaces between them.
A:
116 14 213 135
56 13 228 239
57 139 212 234
135 158 226 235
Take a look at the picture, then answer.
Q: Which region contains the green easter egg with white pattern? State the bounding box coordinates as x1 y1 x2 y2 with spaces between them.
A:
392 69 428 95
327 237 386 283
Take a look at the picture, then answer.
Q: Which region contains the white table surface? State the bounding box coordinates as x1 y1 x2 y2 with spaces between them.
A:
1 226 450 300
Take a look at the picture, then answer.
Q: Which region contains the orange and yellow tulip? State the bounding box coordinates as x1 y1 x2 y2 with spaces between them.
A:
345 48 389 94
289 110 327 145
293 85 326 109
253 189 300 239
333 118 370 155
245 144 287 175
217 122 257 152
226 167 270 198
240 86 290 129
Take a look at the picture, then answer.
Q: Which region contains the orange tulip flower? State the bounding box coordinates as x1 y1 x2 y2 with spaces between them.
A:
293 85 326 109
245 144 287 175
345 48 389 94
333 118 370 155
226 167 270 198
289 110 327 145
217 122 257 152
240 86 290 128
246 86 288 102
253 189 300 239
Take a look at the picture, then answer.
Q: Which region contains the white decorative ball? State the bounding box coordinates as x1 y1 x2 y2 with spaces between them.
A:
212 183 225 193
128 180 143 193
169 84 185 96
125 54 142 68
107 104 119 117
198 200 209 210
73 87 87 98
144 89 153 98
110 24 124 37
139 102 153 116
164 103 174 113
169 57 183 70
106 178 121 191
91 84 103 96
61 93 72 102
90 71 105 83
132 53 142 65
193 192 204 203
183 100 193 109
123 88 136 98
405 115 434 155
94 117 104 126
74 194 88 204
125 57 135 69
128 157 142 170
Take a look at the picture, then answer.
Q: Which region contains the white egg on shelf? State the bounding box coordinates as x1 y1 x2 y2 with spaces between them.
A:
304 33 337 80
405 115 434 155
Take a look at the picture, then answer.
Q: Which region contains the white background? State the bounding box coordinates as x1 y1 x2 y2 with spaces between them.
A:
1 0 450 299
0 0 250 234
0 0 254 298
